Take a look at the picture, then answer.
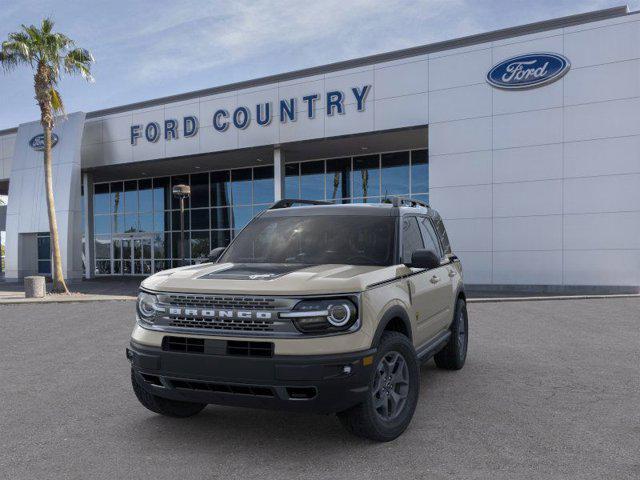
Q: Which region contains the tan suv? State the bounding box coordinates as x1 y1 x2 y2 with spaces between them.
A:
127 197 468 441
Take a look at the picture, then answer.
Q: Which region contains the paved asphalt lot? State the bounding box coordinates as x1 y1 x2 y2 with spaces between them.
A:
1 298 639 480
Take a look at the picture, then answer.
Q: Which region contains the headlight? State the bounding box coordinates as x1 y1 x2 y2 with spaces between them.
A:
327 303 352 326
137 291 159 324
280 298 358 334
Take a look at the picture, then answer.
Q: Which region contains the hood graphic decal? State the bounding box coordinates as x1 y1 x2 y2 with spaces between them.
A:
198 263 310 281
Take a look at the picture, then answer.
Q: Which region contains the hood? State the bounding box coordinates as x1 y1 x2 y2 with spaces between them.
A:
141 262 406 295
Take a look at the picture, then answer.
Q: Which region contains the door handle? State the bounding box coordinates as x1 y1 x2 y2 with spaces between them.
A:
448 270 456 278
430 275 440 284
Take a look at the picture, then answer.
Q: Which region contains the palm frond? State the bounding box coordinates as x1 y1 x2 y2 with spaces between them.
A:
50 87 64 114
22 24 43 48
64 47 94 82
0 51 16 71
8 31 32 50
1 17 95 113
2 32 32 63
41 17 54 35
0 48 21 71
46 32 72 70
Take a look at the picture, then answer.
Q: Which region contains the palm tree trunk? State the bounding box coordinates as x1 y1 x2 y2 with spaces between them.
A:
362 170 369 200
43 123 69 294
35 63 68 294
332 172 339 201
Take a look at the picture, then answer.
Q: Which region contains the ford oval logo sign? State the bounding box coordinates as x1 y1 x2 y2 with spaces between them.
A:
487 53 570 90
29 133 59 151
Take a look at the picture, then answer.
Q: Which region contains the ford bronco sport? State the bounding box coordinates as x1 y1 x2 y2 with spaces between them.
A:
127 197 468 441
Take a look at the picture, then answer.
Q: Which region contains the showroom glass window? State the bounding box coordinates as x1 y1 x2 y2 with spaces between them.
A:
92 149 427 276
284 149 428 205
37 232 51 275
93 165 274 276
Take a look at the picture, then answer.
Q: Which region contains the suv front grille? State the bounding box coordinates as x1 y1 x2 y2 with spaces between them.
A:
164 294 277 310
154 293 294 335
167 316 275 332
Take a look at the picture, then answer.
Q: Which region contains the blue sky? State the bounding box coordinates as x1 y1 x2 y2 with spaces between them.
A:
0 0 638 130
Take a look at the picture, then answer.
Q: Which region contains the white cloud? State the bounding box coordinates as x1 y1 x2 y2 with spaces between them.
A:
117 0 469 82
113 0 640 85
2 0 640 130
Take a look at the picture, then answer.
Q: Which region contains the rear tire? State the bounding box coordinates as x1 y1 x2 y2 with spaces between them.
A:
434 298 468 370
337 331 420 442
131 369 206 418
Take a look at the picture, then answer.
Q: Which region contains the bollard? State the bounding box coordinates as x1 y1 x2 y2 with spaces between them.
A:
24 276 46 298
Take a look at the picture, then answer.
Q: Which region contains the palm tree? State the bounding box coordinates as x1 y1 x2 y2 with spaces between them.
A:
362 169 369 201
331 172 339 201
0 18 93 293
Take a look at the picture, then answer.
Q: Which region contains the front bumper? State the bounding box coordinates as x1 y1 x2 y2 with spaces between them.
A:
128 340 376 414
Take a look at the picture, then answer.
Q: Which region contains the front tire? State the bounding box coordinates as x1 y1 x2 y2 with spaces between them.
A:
337 332 420 442
131 369 206 418
434 298 468 370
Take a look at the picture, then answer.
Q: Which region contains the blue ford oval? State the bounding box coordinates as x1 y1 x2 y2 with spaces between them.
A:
29 133 59 151
487 53 570 90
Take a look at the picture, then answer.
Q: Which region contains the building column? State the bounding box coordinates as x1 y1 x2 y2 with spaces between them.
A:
0 203 5 275
82 172 94 279
274 147 285 201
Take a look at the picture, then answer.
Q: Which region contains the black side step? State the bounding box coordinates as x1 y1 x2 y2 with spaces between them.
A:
416 331 451 362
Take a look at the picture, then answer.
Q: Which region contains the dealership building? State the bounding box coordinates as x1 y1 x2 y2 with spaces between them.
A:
0 5 639 292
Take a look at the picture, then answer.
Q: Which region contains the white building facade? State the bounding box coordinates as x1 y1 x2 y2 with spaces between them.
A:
0 6 639 292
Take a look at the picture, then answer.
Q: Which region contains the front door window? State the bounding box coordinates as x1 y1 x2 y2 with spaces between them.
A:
401 217 424 264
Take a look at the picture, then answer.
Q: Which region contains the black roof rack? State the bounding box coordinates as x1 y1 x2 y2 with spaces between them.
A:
269 198 332 210
269 197 429 211
386 196 430 209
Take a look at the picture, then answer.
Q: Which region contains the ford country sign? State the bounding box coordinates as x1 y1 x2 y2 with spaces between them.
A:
487 53 570 90
130 84 371 146
29 133 59 151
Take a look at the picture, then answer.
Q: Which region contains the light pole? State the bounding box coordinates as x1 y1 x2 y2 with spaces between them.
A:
172 184 191 267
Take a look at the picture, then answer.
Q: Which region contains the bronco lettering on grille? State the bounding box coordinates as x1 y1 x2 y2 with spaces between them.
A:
165 307 273 320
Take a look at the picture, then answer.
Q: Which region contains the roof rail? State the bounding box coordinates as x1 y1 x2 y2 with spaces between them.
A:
269 198 332 210
386 196 430 209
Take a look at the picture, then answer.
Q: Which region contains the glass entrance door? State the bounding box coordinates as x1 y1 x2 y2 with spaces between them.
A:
112 234 154 276
133 237 153 275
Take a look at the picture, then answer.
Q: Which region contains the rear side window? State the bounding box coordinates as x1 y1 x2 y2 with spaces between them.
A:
419 217 443 259
401 217 424 264
430 211 452 255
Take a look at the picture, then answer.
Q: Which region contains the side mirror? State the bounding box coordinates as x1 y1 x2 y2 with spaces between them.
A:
406 249 441 270
207 247 226 263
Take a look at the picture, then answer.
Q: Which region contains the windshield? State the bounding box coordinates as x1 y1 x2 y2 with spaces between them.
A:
219 215 397 266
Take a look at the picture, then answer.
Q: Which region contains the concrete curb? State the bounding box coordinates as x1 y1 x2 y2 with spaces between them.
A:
0 295 136 305
467 293 640 303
